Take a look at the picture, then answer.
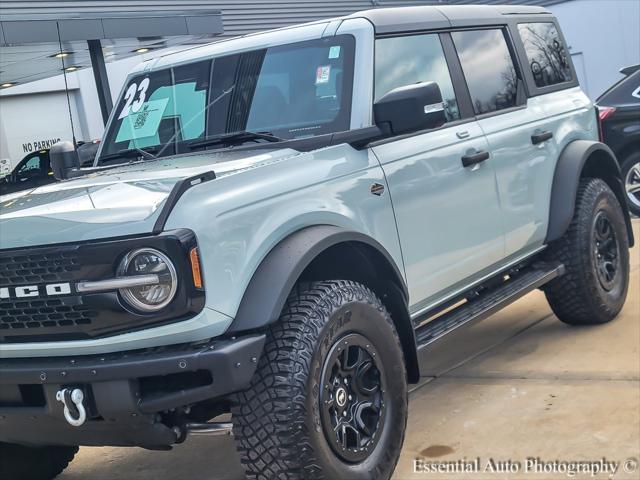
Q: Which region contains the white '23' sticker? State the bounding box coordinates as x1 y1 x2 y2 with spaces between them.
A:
118 78 150 119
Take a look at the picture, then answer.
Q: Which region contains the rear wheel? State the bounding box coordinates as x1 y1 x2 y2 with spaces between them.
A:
0 443 78 480
621 151 640 217
231 280 408 480
544 178 630 324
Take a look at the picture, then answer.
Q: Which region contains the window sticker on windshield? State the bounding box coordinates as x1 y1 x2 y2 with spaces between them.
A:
115 97 169 143
328 46 341 59
316 65 331 85
118 78 150 120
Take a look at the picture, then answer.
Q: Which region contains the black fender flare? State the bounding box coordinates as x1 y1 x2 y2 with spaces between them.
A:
229 225 408 331
546 140 634 246
227 225 419 382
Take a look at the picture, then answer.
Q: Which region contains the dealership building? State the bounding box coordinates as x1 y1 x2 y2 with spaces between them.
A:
0 0 638 170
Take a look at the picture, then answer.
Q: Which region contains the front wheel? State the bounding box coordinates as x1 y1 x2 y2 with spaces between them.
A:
0 443 78 480
231 280 408 480
544 177 630 324
621 152 640 217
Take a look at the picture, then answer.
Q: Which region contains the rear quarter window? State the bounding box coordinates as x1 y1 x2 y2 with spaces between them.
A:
517 22 573 88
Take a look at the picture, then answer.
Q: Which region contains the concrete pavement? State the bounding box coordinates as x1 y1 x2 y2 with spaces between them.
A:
60 220 640 480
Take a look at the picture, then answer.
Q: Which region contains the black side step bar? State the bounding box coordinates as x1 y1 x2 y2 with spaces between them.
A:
415 262 565 349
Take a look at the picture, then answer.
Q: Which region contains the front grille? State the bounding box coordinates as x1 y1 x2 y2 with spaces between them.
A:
0 298 98 332
0 251 81 285
0 231 204 343
0 244 100 342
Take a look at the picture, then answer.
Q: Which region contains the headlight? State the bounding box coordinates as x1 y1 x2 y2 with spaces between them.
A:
117 248 178 312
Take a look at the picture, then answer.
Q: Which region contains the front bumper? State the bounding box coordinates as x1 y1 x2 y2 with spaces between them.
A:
0 333 264 448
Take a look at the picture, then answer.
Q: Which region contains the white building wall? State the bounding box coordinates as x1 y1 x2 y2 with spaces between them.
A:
548 0 640 99
0 49 168 167
0 90 84 162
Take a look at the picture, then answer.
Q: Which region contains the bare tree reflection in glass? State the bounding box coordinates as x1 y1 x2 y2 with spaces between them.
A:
518 23 572 88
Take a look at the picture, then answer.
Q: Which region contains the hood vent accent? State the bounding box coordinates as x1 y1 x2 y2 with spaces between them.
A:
153 171 216 233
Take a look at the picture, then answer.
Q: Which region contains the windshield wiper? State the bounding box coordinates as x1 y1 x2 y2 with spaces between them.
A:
188 131 282 150
99 146 159 163
154 85 236 159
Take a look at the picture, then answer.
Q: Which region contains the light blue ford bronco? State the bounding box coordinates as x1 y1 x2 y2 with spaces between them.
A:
0 5 634 480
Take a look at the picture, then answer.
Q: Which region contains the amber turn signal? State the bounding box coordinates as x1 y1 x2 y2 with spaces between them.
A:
189 247 203 289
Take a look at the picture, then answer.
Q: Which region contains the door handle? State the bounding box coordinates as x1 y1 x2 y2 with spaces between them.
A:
531 131 553 145
461 150 490 168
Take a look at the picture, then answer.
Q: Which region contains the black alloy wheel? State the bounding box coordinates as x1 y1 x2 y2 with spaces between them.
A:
592 211 620 291
320 333 386 463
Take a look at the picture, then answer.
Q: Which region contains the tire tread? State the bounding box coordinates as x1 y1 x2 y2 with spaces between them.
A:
0 443 78 480
231 280 406 480
544 177 629 324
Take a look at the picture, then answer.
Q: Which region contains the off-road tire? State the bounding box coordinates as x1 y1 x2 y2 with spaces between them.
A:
620 151 640 217
231 280 408 480
544 177 630 324
0 443 78 480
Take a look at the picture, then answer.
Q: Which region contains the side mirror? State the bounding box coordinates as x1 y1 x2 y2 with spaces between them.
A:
50 141 80 180
77 140 100 167
374 82 447 136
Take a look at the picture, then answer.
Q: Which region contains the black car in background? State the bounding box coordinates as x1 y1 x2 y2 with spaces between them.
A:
597 64 640 216
0 140 100 196
0 149 56 196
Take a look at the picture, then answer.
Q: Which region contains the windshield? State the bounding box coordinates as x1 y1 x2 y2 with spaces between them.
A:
98 35 355 164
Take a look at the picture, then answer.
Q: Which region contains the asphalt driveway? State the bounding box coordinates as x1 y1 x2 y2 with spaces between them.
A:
60 220 640 480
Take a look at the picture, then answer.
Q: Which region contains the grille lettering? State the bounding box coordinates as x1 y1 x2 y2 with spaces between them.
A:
46 283 72 296
16 286 38 298
0 283 72 300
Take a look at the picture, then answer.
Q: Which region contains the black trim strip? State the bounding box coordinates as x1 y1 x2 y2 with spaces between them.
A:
153 171 216 234
439 31 475 120
367 117 475 148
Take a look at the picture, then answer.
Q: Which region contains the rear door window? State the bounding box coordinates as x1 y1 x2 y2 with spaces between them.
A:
517 22 572 88
452 29 520 115
375 34 461 123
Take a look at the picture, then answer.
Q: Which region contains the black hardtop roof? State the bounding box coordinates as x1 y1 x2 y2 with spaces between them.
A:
346 4 553 34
